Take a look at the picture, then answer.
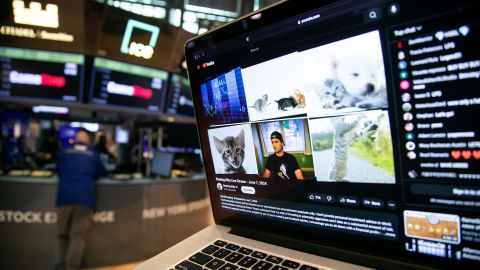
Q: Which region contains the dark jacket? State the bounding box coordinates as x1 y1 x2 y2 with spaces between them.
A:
56 143 105 208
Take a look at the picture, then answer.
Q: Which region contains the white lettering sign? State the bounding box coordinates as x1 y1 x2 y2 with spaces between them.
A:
13 0 59 28
0 210 57 224
128 42 154 59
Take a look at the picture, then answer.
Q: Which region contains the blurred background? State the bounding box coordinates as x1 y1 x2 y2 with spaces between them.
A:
0 1 280 269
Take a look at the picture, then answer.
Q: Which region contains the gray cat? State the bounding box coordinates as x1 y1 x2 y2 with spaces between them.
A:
250 94 270 112
328 115 378 181
213 130 246 174
316 79 387 110
316 79 358 109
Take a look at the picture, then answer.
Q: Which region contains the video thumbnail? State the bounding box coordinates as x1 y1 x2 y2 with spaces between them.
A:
298 31 388 118
251 118 314 180
207 124 258 174
309 110 395 183
242 53 308 121
404 210 461 244
200 68 249 125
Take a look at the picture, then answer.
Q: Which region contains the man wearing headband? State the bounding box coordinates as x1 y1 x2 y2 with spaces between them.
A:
264 131 304 180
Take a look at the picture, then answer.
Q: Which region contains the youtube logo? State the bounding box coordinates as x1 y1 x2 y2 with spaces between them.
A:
201 61 215 69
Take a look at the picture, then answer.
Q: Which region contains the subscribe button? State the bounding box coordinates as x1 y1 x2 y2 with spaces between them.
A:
241 186 255 194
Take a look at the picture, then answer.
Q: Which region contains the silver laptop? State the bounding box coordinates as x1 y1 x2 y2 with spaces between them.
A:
135 1 479 269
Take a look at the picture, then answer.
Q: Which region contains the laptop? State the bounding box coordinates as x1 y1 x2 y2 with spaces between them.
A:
135 1 479 269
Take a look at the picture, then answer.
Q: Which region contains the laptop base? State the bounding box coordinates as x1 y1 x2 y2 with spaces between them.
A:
134 225 372 270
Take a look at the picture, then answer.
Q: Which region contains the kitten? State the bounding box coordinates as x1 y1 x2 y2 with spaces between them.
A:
327 115 378 181
316 79 358 109
275 96 297 111
213 130 246 174
316 79 388 110
250 94 270 112
293 89 306 108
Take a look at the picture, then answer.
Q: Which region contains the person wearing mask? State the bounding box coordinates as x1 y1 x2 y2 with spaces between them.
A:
55 129 105 270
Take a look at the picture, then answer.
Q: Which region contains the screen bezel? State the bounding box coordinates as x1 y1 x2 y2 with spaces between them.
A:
184 1 477 269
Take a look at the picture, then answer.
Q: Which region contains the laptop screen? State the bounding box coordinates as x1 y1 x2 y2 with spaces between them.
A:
185 1 479 269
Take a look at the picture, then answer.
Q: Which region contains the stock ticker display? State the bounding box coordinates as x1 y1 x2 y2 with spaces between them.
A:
0 46 84 102
89 57 168 111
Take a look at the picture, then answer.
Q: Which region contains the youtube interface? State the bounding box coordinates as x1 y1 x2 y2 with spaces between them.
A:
185 1 480 268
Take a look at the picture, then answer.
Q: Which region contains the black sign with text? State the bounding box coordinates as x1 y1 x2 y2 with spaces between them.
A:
95 6 192 71
0 0 85 53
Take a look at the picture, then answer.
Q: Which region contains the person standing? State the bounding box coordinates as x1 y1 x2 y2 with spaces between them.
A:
55 129 105 270
263 131 304 180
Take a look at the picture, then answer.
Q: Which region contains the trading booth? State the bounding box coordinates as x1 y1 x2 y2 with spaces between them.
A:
0 1 209 269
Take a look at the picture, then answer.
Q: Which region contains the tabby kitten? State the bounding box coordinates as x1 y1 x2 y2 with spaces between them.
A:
250 94 270 112
316 79 388 110
213 130 246 174
328 115 378 181
316 79 358 109
275 96 297 111
293 89 306 108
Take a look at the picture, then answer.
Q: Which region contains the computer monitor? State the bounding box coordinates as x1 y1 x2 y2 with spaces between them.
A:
151 150 175 178
89 57 168 112
164 73 195 117
115 126 129 144
0 46 84 103
184 1 479 269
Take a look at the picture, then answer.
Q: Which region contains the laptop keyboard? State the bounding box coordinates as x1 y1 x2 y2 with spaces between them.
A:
172 239 330 270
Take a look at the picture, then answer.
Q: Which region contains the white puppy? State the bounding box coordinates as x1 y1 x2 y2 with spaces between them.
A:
331 53 386 98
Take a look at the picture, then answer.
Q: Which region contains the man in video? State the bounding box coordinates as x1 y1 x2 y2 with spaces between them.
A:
264 131 304 180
